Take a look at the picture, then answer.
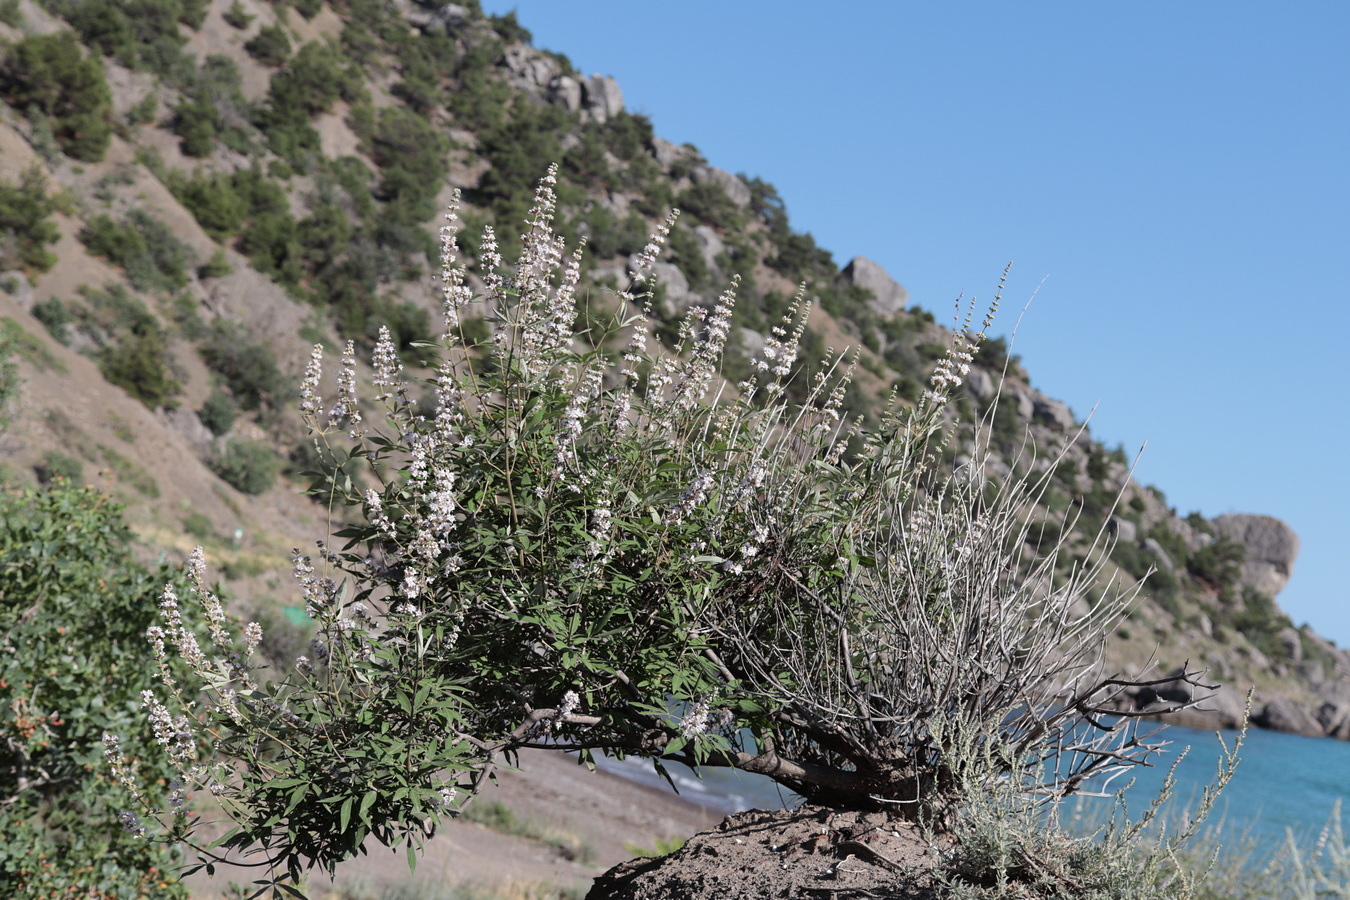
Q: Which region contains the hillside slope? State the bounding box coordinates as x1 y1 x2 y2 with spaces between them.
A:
0 0 1345 738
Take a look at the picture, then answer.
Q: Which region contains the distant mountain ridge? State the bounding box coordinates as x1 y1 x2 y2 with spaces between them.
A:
0 0 1344 737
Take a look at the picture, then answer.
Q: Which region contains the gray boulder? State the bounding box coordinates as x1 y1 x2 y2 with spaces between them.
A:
692 225 725 271
1032 396 1076 432
840 256 909 316
965 367 994 403
650 136 683 170
627 256 695 316
1212 513 1300 598
549 75 583 112
1108 516 1138 545
1277 626 1303 664
739 327 766 357
582 75 624 122
1143 537 1175 571
1318 702 1350 741
690 165 751 208
406 3 469 34
163 407 215 456
500 45 561 94
1163 682 1248 731
1255 696 1325 737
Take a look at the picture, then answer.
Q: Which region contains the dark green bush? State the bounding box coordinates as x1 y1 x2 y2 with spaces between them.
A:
767 228 834 281
371 105 450 224
199 386 238 436
1186 511 1214 535
1145 522 1189 571
575 204 647 261
1187 533 1245 592
31 298 70 344
677 179 741 229
209 437 278 494
63 0 193 74
173 97 220 156
253 41 361 165
74 282 156 338
223 0 253 28
288 438 365 496
600 111 653 161
0 33 113 161
164 292 206 340
78 209 195 293
1231 588 1295 661
442 31 511 132
244 24 291 66
473 104 567 228
125 92 157 126
236 210 303 289
664 220 711 289
297 201 352 279
199 248 233 279
0 166 62 275
487 9 530 43
268 40 364 117
199 320 287 412
99 328 178 409
166 169 247 239
0 325 15 434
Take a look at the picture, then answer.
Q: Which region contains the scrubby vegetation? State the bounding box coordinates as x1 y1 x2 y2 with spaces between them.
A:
104 178 1216 898
0 3 1334 897
0 31 113 161
0 166 62 275
0 483 201 898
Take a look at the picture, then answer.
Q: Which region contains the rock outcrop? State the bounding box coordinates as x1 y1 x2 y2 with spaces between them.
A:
581 75 624 122
840 256 908 316
1212 513 1300 598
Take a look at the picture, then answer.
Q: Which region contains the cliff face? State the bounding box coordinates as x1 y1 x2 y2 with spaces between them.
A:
0 0 1338 736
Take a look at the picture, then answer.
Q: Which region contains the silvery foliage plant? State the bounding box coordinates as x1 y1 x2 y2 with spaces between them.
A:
111 166 1191 888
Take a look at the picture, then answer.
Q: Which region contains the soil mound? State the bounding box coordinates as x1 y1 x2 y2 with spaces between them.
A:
586 804 944 900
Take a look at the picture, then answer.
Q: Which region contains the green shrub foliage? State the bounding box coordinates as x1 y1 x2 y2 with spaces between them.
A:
245 24 291 66
99 328 179 409
0 166 62 275
199 320 288 412
209 437 278 495
119 172 1179 891
0 32 113 161
0 483 201 897
78 209 196 293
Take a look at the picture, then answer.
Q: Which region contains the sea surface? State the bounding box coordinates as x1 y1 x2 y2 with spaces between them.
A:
597 721 1350 855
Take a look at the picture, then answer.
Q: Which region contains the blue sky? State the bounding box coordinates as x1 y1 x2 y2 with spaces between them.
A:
482 2 1350 645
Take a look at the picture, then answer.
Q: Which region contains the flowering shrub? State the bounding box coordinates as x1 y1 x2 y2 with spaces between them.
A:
118 167 1194 889
0 484 197 898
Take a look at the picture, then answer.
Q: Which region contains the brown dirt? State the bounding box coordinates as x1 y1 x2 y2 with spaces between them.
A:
587 806 945 900
185 749 725 899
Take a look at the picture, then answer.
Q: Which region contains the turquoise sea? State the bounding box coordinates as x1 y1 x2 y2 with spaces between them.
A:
599 722 1350 854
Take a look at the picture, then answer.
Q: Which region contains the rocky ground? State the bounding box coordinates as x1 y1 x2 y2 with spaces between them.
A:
587 806 945 900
